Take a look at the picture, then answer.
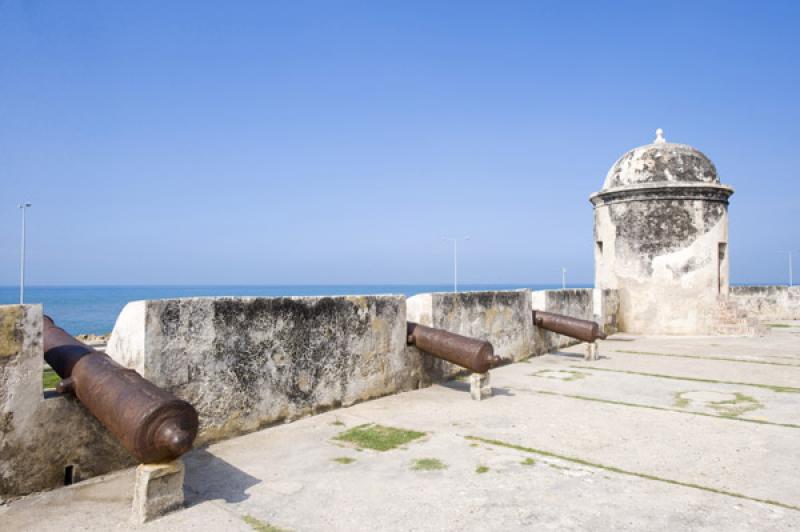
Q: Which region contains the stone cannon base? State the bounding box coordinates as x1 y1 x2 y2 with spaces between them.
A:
131 460 185 524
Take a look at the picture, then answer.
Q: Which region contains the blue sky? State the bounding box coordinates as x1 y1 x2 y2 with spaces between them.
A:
1 1 798 286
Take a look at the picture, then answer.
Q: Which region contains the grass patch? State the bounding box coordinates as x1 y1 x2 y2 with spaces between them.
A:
530 369 590 382
529 389 800 429
333 423 425 451
521 457 536 466
673 390 763 418
767 323 792 328
43 366 60 389
571 365 800 394
475 465 489 474
465 436 800 512
709 392 762 418
332 457 356 465
614 349 800 368
242 515 290 532
672 392 690 409
411 458 447 471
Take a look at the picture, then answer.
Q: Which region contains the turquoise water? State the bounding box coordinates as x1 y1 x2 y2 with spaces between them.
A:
0 284 572 335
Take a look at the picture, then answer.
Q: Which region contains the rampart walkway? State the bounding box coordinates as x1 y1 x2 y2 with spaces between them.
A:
3 322 799 531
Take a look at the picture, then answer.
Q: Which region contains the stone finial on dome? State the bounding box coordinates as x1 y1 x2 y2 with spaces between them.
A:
654 128 666 144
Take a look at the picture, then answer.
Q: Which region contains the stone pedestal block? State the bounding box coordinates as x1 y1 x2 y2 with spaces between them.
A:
470 372 491 401
586 342 599 361
131 460 185 524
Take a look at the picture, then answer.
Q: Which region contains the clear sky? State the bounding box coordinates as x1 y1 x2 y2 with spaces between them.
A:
1 1 798 286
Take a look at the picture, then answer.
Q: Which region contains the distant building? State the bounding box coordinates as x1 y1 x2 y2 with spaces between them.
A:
590 129 734 334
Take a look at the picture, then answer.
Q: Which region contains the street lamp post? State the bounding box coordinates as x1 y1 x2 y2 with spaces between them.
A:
19 202 32 304
561 267 567 290
443 237 470 293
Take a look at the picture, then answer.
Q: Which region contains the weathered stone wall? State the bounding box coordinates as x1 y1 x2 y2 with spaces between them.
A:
530 288 617 354
729 286 800 320
1 289 614 501
0 305 133 502
106 296 420 445
593 288 620 335
406 290 534 379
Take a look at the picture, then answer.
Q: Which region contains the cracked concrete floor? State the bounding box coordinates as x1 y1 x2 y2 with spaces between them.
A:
2 321 799 531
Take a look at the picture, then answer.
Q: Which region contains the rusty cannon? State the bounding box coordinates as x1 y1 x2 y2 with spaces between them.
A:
532 310 607 360
406 321 500 374
532 311 607 343
43 315 199 463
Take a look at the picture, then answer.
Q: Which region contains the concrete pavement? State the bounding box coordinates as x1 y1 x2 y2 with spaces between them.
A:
2 321 799 531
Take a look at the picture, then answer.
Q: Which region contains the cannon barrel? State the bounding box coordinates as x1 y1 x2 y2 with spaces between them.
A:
532 311 607 343
43 316 199 463
407 322 500 374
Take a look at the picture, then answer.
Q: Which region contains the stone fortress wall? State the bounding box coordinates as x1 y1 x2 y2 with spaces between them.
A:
2 286 797 501
1 288 616 500
2 283 796 501
729 285 800 320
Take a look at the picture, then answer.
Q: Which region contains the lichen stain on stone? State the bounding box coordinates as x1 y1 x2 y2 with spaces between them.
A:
606 144 719 190
667 256 711 280
211 297 376 410
615 201 699 258
0 306 23 358
610 199 725 279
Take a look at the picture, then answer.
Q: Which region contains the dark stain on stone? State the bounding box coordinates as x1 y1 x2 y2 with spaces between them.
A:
615 201 698 258
0 411 13 433
667 256 711 279
160 300 181 337
610 199 724 277
210 297 379 410
607 145 719 189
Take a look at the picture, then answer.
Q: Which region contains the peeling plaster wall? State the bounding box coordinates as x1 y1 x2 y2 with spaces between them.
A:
594 199 729 335
107 296 420 445
406 290 534 379
0 305 133 502
729 286 800 320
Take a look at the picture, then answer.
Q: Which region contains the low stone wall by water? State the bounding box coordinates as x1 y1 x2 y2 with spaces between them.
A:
1 289 619 500
106 295 420 445
729 286 800 320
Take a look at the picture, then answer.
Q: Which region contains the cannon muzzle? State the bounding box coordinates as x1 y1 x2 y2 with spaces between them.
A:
43 316 199 463
532 311 607 343
407 322 500 374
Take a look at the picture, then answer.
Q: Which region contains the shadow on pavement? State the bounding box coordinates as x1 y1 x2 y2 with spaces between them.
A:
440 380 515 396
183 448 261 506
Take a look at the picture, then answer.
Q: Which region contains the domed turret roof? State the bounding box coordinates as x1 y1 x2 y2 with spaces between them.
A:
601 129 720 191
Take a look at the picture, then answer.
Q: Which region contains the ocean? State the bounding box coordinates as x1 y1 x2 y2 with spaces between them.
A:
0 284 574 335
